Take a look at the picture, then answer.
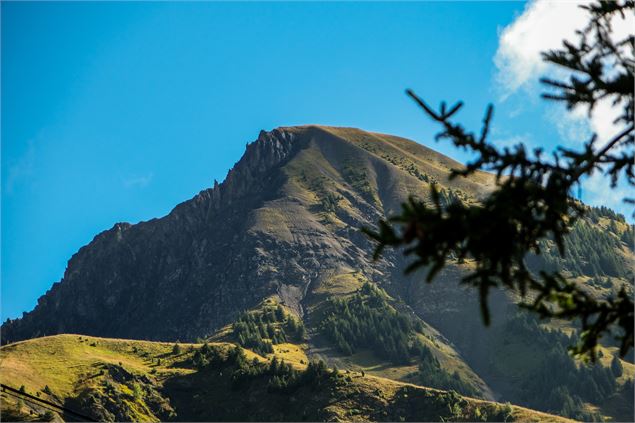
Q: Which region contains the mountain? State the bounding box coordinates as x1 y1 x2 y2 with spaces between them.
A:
2 125 634 421
1 125 500 342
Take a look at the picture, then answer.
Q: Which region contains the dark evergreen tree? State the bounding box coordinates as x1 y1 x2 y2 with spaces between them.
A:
172 343 181 355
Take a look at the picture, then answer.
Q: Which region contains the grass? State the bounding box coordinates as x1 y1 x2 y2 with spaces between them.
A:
247 207 295 242
313 271 367 297
321 127 473 190
1 335 268 421
335 349 419 380
1 333 576 422
0 334 193 421
0 334 187 399
272 343 309 369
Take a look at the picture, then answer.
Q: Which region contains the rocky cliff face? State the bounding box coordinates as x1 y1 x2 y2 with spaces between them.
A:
3 127 306 342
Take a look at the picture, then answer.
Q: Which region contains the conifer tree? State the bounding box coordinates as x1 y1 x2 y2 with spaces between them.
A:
172 343 181 355
611 354 623 377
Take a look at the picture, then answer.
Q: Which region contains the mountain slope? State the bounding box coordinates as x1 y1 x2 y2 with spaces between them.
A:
0 334 572 422
2 125 633 421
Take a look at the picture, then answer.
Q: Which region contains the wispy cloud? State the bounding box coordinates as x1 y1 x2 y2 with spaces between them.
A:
121 172 154 189
545 104 591 147
582 171 632 217
491 134 532 150
4 141 36 195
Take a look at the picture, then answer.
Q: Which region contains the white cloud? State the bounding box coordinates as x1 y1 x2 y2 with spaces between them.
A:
495 0 633 142
494 0 634 217
122 173 153 189
494 0 588 98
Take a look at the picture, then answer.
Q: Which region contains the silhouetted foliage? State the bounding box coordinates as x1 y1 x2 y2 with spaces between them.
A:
366 0 634 359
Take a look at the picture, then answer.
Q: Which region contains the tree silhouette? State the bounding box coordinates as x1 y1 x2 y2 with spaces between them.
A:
366 0 633 359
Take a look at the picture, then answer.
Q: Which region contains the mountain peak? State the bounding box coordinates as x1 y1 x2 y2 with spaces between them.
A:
0 126 514 343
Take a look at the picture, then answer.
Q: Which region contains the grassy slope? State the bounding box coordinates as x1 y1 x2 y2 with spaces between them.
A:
0 334 572 422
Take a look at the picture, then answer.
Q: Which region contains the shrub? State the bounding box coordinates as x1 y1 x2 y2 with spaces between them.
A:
131 383 142 400
41 411 56 421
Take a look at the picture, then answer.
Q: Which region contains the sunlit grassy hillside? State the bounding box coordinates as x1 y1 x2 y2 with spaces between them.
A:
1 334 574 422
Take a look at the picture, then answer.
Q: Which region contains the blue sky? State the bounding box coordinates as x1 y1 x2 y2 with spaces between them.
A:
1 1 626 320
